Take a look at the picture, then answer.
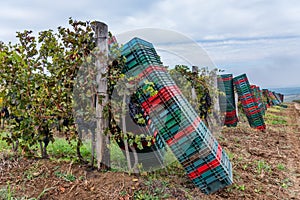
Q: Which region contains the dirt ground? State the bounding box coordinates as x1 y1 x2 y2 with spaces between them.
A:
0 103 299 200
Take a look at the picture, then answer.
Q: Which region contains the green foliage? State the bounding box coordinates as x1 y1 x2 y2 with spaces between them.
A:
0 136 10 150
168 65 217 121
0 18 95 158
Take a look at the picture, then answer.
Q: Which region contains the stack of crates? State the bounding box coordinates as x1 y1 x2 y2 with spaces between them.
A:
279 93 284 102
121 37 233 194
261 90 284 108
258 87 267 112
250 85 265 115
122 38 163 71
233 74 266 131
268 91 280 105
273 92 282 104
262 89 273 107
217 74 238 127
259 88 268 111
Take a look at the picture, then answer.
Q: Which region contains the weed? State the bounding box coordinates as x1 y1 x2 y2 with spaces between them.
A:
281 182 288 189
256 160 272 174
276 163 285 171
54 171 76 182
134 191 160 200
234 184 245 191
119 190 127 196
242 164 248 170
227 151 234 160
280 178 292 189
254 186 262 193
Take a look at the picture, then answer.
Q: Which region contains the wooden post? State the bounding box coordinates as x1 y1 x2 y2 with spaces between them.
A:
92 21 110 170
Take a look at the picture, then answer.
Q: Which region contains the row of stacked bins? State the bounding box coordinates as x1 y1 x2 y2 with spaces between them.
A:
121 37 233 194
250 85 266 115
217 74 238 127
259 88 268 111
270 91 280 105
262 89 282 107
262 89 273 107
273 92 283 104
278 93 284 102
233 74 266 131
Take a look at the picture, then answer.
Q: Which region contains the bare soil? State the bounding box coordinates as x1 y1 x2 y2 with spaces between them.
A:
1 103 300 200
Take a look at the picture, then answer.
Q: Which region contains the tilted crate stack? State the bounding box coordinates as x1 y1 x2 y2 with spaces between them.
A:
121 37 233 194
233 74 266 131
250 85 266 115
217 74 238 127
268 91 280 105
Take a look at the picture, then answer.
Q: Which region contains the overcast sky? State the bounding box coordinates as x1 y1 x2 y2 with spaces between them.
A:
1 0 299 88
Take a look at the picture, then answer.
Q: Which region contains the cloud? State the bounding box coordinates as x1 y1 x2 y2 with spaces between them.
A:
118 0 300 39
0 0 299 88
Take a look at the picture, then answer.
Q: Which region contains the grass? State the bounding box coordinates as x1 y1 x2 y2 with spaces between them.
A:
48 137 131 171
0 134 171 173
267 105 283 113
47 137 124 164
264 113 287 125
0 132 127 169
47 138 87 161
